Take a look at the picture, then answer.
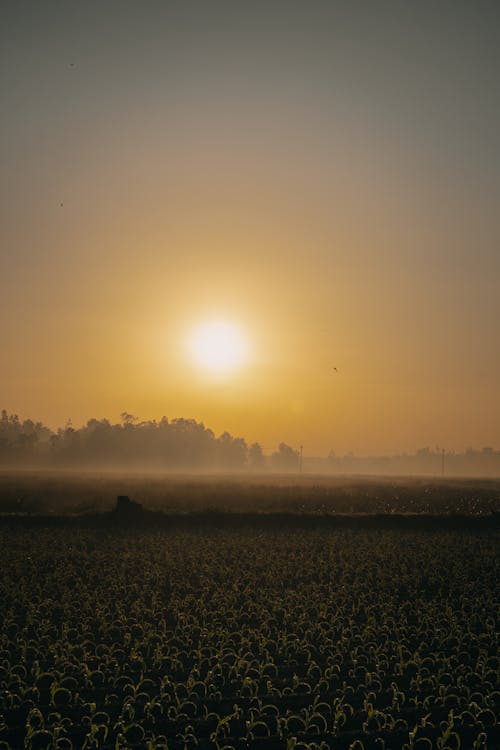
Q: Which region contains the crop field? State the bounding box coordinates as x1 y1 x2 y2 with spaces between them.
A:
0 472 499 516
0 522 498 750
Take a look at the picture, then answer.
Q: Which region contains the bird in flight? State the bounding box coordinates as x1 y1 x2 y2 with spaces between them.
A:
332 366 338 372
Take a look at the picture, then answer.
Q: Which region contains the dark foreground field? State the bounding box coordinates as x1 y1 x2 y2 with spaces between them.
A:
0 520 498 750
0 471 499 516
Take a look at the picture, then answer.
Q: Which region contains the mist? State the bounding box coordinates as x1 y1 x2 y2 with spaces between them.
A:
1 408 500 478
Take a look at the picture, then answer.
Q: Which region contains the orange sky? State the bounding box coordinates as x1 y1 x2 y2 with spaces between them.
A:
1 2 499 455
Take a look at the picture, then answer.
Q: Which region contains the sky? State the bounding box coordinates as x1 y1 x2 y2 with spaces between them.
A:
1 0 499 456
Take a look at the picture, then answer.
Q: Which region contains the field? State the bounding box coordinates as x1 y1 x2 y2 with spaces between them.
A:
0 471 499 516
1 514 499 750
0 474 498 749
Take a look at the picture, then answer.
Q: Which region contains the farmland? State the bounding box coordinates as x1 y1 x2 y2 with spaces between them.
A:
0 471 499 516
0 517 498 749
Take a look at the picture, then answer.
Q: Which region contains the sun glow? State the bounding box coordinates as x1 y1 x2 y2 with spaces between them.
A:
188 320 248 373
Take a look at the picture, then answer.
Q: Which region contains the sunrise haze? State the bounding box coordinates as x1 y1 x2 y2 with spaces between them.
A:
1 1 499 456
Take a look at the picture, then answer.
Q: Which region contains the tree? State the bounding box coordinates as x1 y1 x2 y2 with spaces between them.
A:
216 432 248 469
271 442 299 472
248 442 265 471
120 412 137 426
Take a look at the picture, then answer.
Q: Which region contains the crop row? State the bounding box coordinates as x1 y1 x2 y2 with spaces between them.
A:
0 526 498 749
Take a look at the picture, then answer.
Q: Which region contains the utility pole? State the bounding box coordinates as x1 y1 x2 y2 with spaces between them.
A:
299 445 303 474
441 448 445 477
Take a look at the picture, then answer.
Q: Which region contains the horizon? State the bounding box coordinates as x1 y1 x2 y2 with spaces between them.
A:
2 408 500 475
1 1 499 455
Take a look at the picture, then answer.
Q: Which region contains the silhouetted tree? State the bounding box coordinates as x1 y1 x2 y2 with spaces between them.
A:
271 442 299 472
120 412 137 426
216 432 248 469
248 442 265 470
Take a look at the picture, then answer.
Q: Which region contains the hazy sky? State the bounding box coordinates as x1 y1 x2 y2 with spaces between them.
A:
1 1 499 455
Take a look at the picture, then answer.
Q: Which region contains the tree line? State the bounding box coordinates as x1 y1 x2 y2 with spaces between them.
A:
1 409 499 475
0 410 299 471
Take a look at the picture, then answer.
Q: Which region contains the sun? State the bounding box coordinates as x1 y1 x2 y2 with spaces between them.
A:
188 320 248 373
